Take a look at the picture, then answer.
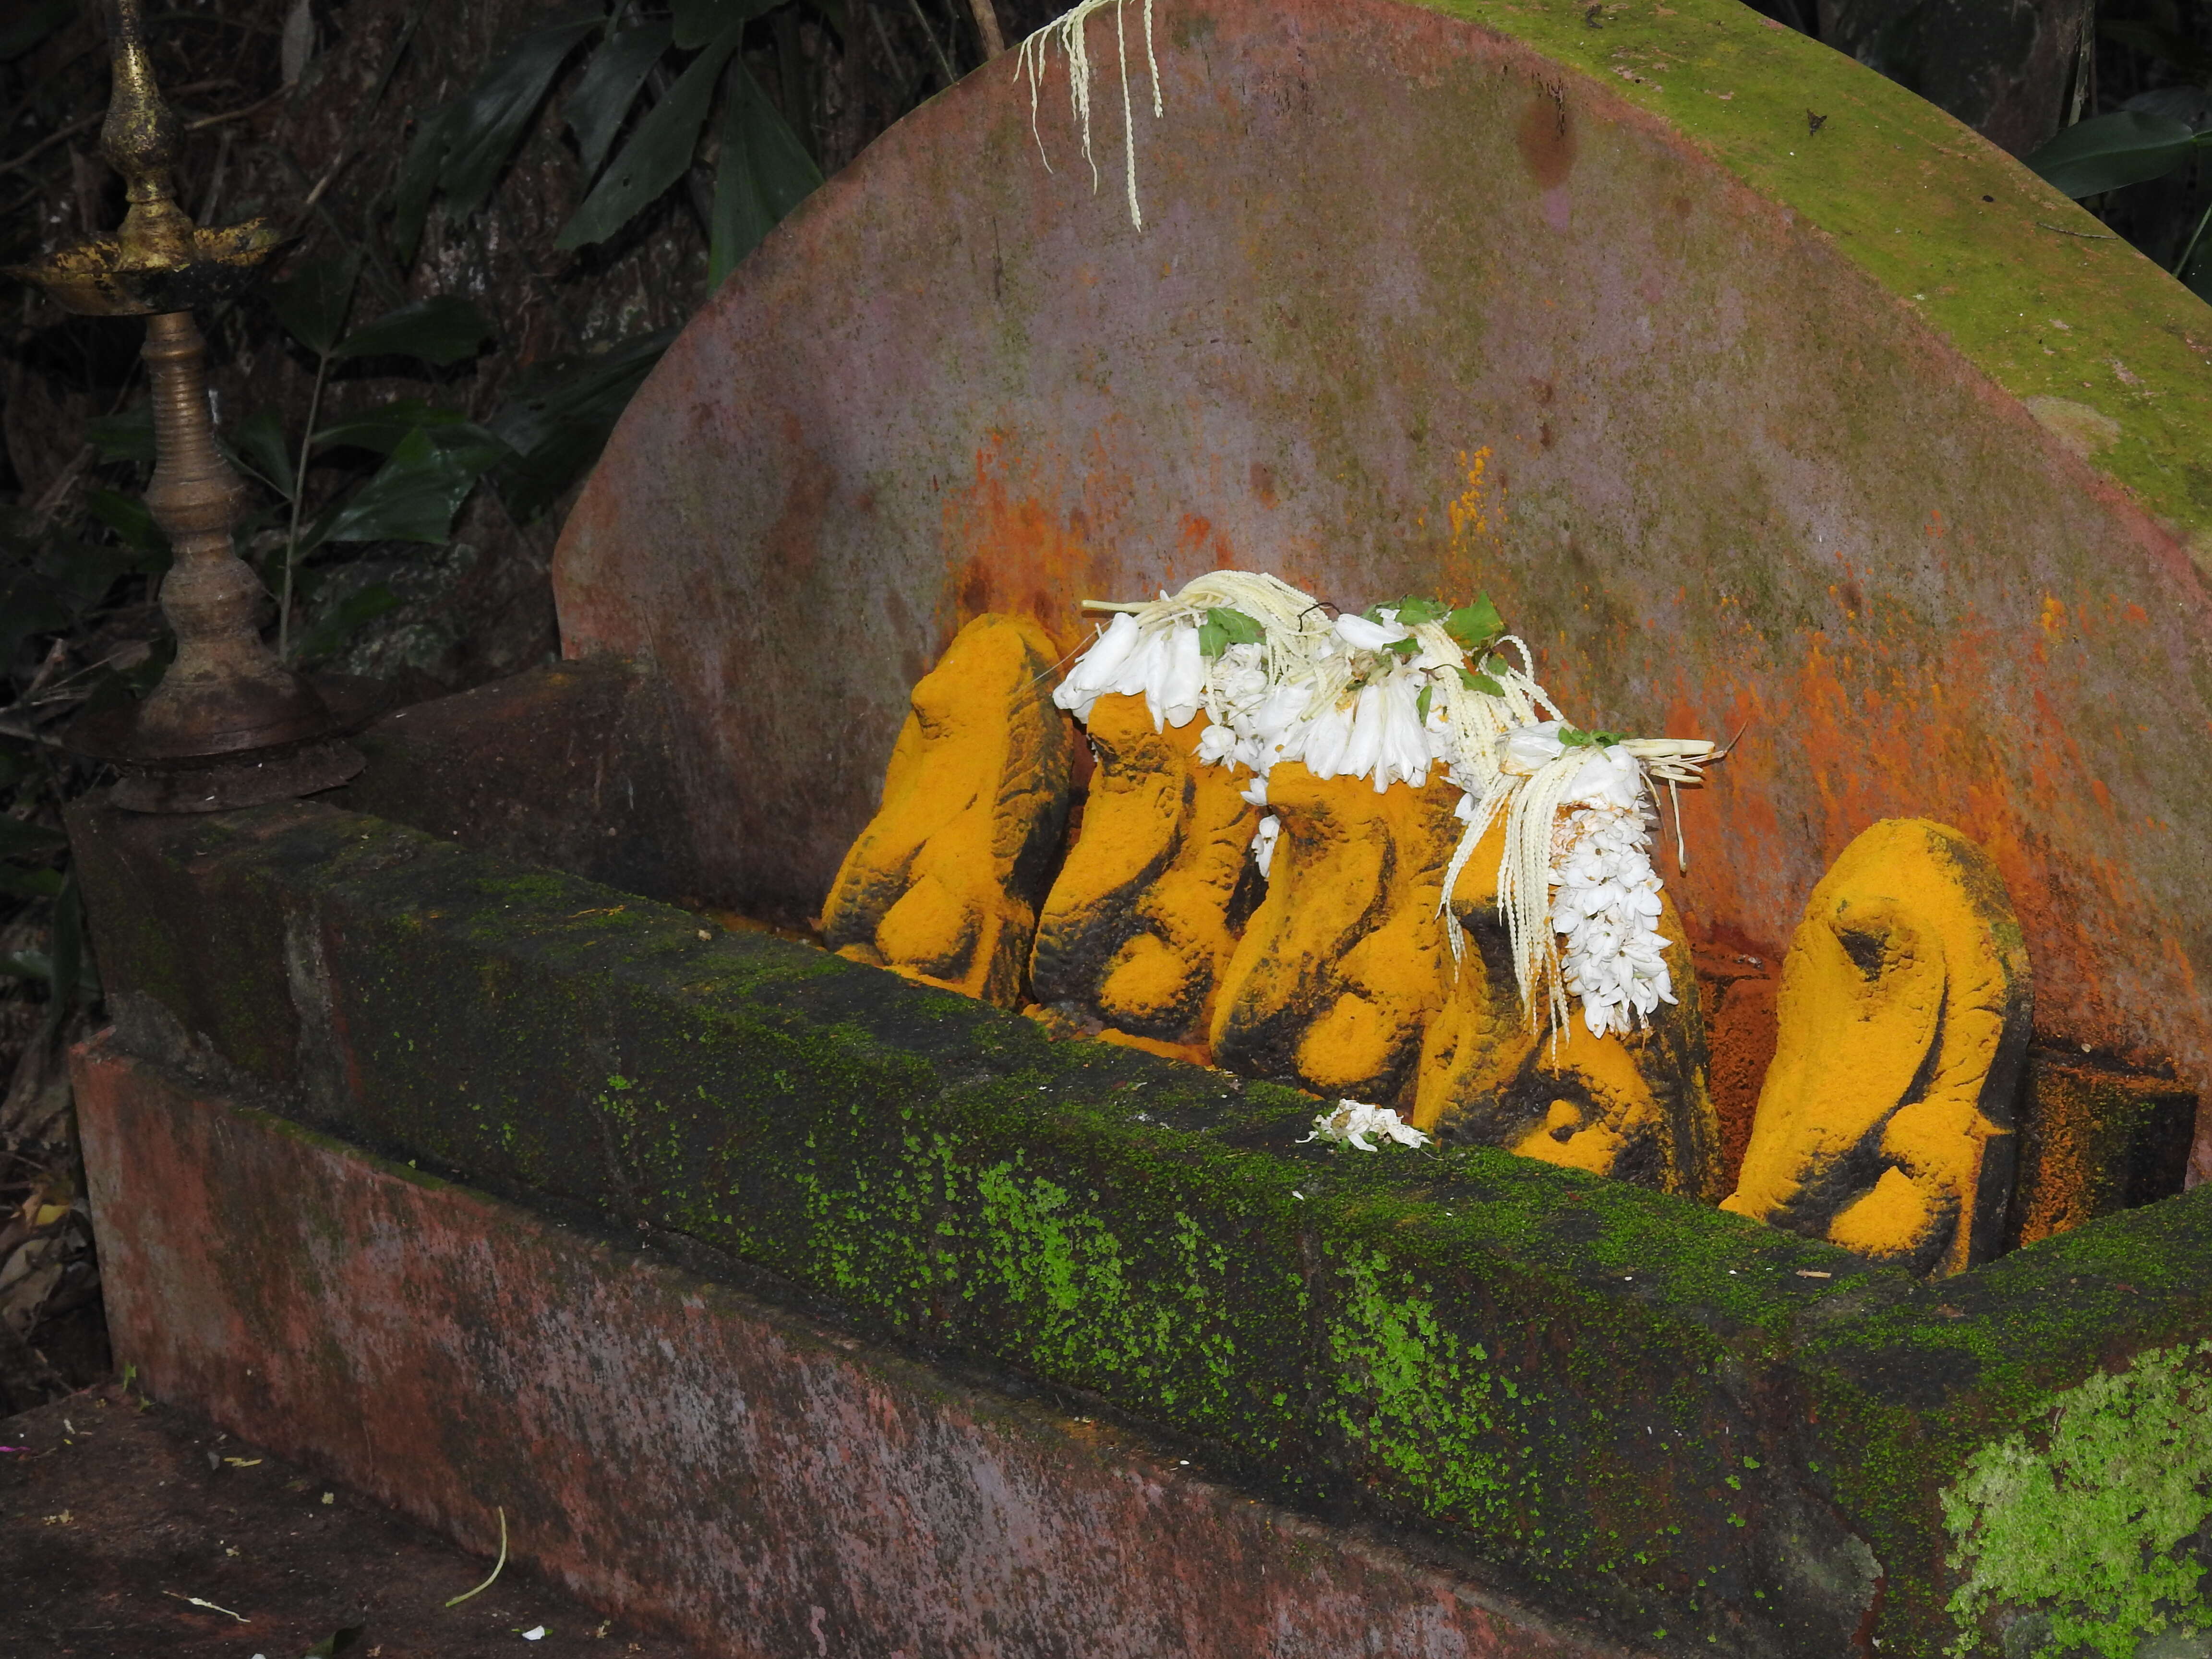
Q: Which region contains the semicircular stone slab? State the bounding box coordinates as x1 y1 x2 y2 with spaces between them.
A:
554 0 2212 1172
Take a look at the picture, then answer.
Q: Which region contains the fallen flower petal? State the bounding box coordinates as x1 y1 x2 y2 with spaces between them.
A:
1298 1098 1431 1150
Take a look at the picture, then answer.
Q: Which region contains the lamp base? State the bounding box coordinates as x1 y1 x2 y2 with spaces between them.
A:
100 734 367 814
67 675 388 814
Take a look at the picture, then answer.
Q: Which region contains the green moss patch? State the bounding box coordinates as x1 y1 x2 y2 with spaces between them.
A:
1943 1340 2212 1658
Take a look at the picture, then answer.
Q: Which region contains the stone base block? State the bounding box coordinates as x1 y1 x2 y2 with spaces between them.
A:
72 1035 1624 1659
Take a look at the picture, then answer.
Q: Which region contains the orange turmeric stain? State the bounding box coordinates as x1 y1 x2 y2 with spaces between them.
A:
940 440 1113 657
1659 587 2150 1065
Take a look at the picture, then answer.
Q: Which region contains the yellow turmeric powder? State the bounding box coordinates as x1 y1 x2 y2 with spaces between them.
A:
820 614 1073 1006
1720 818 2030 1277
1415 812 1719 1198
1030 693 1260 1052
1209 764 1460 1106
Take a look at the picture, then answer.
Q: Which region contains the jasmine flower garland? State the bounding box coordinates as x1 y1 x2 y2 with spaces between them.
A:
1053 572 1721 1041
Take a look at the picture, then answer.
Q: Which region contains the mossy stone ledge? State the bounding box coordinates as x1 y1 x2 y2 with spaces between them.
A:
65 797 2212 1657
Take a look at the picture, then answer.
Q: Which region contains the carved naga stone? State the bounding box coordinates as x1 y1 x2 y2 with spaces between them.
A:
1029 694 1263 1061
1415 814 1721 1201
1209 763 1460 1106
1720 818 2031 1278
819 614 1073 1006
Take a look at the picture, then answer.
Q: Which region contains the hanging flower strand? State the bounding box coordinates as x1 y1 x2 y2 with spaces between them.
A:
1014 0 1166 230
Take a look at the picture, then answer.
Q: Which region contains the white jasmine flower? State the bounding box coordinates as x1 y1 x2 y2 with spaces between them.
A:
1499 721 1568 776
1058 578 1719 1043
1251 813 1281 876
1298 697 1355 779
1195 722 1243 768
1051 612 1143 720
1333 612 1410 653
1338 683 1387 781
1569 744 1645 812
1549 799 1676 1038
1146 624 1206 730
1375 678 1432 791
1298 1098 1431 1151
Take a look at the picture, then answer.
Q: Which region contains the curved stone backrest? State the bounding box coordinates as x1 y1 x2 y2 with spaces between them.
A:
553 0 2212 1173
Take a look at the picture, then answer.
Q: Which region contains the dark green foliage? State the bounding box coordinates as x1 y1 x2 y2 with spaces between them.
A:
390 9 605 260
312 400 474 458
330 296 494 367
83 404 156 466
673 0 785 51
228 409 298 499
486 331 676 522
708 60 825 286
264 252 365 358
2024 109 2208 198
81 489 166 557
309 426 509 549
560 26 749 252
567 22 676 175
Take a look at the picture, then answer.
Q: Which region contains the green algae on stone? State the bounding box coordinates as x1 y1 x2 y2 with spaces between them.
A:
1942 1339 2212 1659
1322 1246 1511 1521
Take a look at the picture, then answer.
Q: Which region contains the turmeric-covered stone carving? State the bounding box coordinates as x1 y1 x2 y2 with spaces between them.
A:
829 571 1727 1197
1210 763 1460 1104
1415 807 1720 1198
1029 693 1262 1058
1720 818 2030 1277
819 613 1073 1006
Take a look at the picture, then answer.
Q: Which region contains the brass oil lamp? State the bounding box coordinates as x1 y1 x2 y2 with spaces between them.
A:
6 0 365 810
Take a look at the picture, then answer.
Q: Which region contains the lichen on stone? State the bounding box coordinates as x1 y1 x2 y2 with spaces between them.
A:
1942 1338 2212 1659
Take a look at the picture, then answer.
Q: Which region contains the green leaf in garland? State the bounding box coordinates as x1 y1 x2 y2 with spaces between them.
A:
1384 637 1420 660
1455 665 1503 697
1392 595 1447 626
1197 618 1227 658
1444 595 1503 652
1415 683 1432 724
1558 726 1627 748
1205 607 1266 647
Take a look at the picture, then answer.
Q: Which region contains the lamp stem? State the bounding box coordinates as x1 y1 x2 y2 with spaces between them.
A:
130 310 332 759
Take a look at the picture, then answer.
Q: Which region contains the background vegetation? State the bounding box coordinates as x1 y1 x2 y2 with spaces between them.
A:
0 0 2207 1411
